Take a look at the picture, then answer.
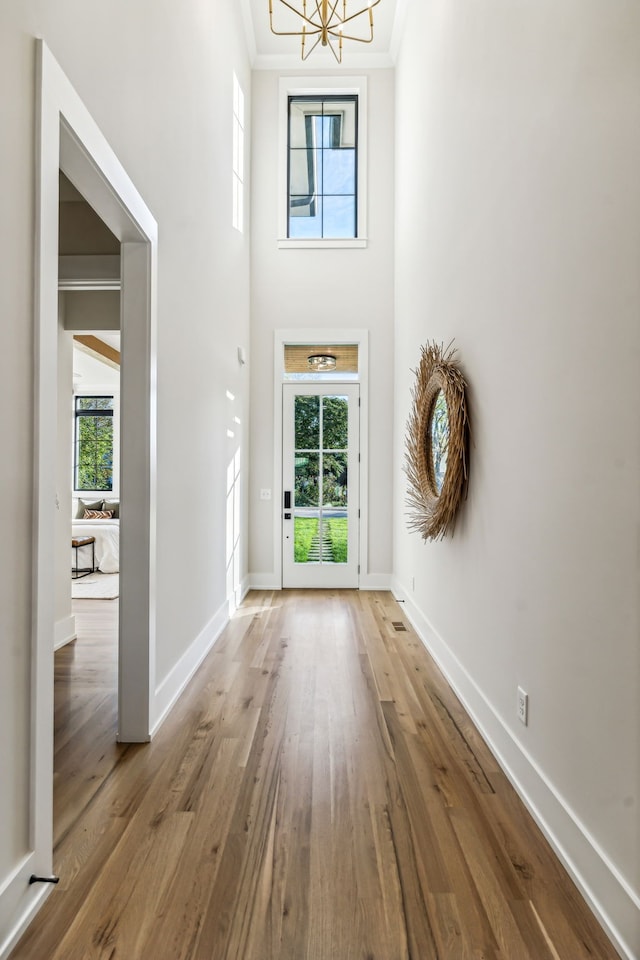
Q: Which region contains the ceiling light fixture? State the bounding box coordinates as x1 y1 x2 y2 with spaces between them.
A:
268 0 381 63
308 353 337 371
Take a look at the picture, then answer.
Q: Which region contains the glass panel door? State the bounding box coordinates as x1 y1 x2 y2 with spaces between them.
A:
282 383 359 588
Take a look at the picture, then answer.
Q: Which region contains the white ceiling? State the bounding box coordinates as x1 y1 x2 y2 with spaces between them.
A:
243 0 405 70
73 343 120 388
73 333 120 387
100 333 121 351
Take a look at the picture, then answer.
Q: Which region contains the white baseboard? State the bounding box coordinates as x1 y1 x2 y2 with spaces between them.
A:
151 598 229 737
247 574 393 592
227 577 251 617
54 614 76 650
359 573 391 590
390 577 638 960
0 855 53 960
248 574 281 591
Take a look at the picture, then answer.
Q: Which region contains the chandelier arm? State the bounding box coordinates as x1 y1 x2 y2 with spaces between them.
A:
310 0 323 24
301 34 324 58
271 0 324 32
270 24 323 36
269 0 379 57
338 0 381 28
274 0 367 31
322 0 343 28
328 31 373 43
325 32 342 63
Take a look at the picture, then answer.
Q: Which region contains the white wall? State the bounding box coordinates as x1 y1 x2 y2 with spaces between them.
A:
0 1 250 952
392 2 640 957
249 68 395 586
28 1 250 684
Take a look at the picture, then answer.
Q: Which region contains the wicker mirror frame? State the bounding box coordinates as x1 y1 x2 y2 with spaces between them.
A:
405 342 469 541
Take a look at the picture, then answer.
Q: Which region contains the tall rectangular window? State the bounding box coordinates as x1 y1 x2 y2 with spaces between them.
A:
232 73 244 233
74 396 114 491
287 95 357 240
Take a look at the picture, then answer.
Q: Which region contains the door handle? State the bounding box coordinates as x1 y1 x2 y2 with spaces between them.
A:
284 491 291 509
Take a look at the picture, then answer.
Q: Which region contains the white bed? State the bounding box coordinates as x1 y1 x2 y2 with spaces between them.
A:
72 518 120 574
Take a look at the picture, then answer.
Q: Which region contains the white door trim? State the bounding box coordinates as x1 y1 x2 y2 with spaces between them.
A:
43 46 158 742
272 329 369 590
2 40 158 958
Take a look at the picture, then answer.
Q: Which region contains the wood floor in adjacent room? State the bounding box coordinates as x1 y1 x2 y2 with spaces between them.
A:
11 590 619 960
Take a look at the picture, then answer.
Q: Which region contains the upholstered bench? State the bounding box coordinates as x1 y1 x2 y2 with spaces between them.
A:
71 536 95 579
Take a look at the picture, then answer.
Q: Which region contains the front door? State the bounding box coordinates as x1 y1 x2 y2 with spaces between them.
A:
282 383 359 588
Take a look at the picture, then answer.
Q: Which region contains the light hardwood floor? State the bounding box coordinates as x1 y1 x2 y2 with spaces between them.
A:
11 590 619 959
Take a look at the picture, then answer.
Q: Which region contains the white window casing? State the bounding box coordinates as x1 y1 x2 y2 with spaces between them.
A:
278 76 368 249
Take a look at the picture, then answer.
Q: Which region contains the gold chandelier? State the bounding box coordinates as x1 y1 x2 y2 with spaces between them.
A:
268 0 382 63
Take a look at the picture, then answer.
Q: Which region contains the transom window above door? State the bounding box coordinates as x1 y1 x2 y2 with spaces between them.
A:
283 343 359 380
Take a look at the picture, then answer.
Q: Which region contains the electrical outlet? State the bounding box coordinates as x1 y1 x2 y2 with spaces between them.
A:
260 489 271 501
517 686 528 725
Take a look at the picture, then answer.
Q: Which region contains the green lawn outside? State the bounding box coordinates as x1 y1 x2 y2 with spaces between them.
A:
293 516 348 563
294 517 319 562
326 517 348 563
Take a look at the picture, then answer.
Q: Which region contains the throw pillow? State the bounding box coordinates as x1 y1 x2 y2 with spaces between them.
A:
102 499 120 519
75 498 103 519
83 509 114 520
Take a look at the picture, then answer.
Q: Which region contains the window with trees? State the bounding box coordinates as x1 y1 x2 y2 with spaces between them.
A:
74 396 114 491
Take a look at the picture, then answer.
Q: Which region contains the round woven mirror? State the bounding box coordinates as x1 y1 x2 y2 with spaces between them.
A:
405 342 469 541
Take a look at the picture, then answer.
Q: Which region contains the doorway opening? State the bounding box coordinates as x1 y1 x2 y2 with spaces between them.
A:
282 382 360 588
274 329 369 590
59 169 122 617
56 180 123 852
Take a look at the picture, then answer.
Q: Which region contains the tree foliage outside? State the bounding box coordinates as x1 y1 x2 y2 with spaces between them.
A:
295 454 319 506
295 395 320 449
294 395 348 508
321 396 348 449
75 397 114 491
323 453 348 507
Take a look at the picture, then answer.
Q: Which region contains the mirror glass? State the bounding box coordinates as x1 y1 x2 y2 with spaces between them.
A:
431 390 450 494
